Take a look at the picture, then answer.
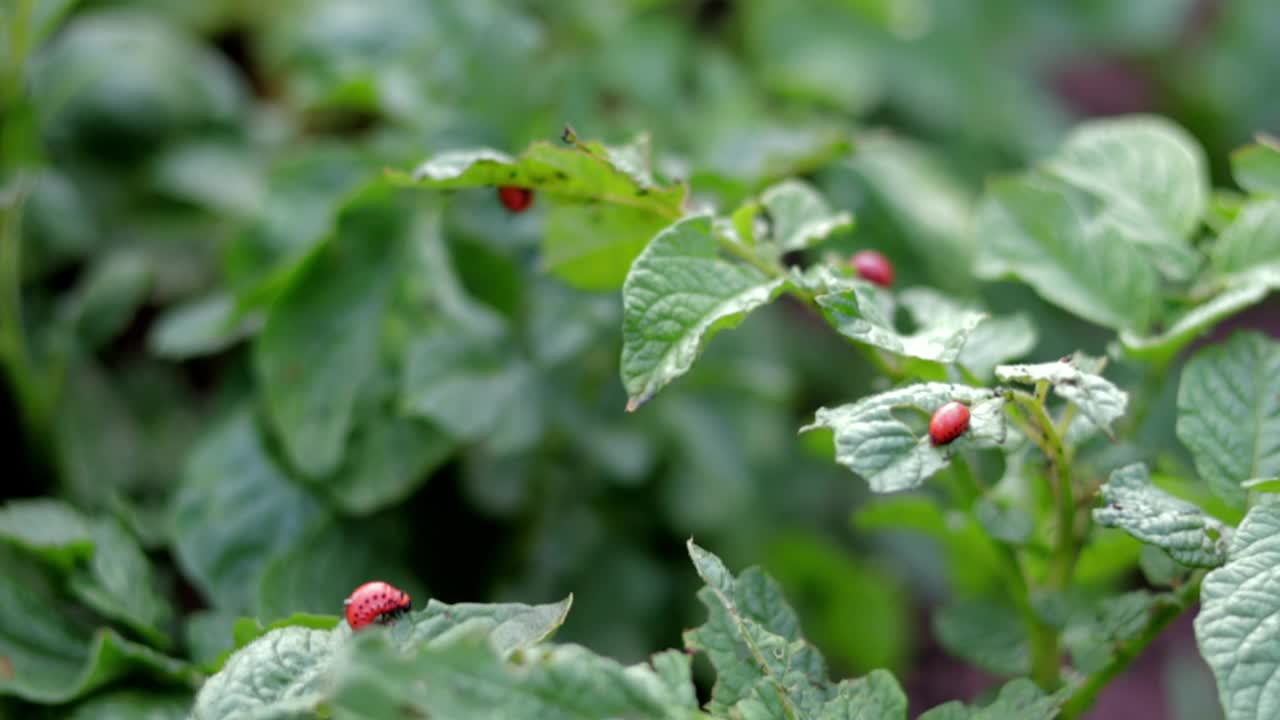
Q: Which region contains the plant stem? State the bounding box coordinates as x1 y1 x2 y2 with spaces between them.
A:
949 456 1060 689
1060 572 1205 719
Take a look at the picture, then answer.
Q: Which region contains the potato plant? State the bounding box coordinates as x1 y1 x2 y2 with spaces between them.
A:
3 1 1280 718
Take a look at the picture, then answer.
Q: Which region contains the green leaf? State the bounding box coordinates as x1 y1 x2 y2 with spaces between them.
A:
321 408 454 515
191 596 578 719
0 498 92 569
802 383 1006 493
685 540 828 715
1242 477 1280 493
1093 463 1230 567
1177 331 1280 509
957 313 1038 381
190 625 338 719
543 203 671 291
1195 503 1280 720
254 520 423 623
1063 591 1161 674
408 596 573 658
973 498 1034 546
995 355 1128 437
1211 199 1280 276
918 678 1067 720
932 599 1029 676
231 614 341 658
328 624 703 720
400 319 532 441
148 293 258 360
69 517 175 648
1044 115 1208 281
1232 139 1280 196
0 547 196 703
69 250 152 350
695 125 851 190
67 690 192 720
620 215 787 410
255 185 405 476
173 410 325 611
1120 267 1280 365
394 136 684 218
818 671 908 719
974 175 1158 334
811 280 986 363
759 179 853 252
846 135 976 294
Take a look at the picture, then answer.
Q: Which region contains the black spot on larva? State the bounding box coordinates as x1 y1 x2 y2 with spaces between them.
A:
635 188 649 196
554 171 568 180
508 170 517 179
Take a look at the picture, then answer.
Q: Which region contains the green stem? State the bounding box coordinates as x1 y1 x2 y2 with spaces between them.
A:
950 455 1060 690
1060 572 1205 719
1006 390 1076 591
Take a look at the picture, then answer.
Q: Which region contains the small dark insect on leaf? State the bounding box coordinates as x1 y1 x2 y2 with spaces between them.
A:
561 124 579 144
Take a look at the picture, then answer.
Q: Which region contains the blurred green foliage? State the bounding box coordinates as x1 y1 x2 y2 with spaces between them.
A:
0 0 1271 715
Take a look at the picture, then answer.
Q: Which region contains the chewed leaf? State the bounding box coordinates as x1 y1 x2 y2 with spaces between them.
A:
808 272 986 363
995 354 1127 436
392 136 684 219
802 383 1005 493
621 216 788 410
1093 463 1230 567
685 540 829 716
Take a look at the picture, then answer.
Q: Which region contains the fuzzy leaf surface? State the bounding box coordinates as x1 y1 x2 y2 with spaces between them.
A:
803 383 1005 493
1093 463 1230 567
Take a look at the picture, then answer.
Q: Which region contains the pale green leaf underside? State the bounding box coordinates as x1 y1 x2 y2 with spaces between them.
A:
1093 463 1229 567
803 383 1006 493
814 282 986 363
1045 115 1208 282
1177 331 1280 510
975 175 1157 334
0 498 92 567
1196 504 1280 720
995 356 1128 436
621 215 786 410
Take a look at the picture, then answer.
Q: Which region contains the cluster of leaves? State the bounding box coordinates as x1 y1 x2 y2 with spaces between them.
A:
190 541 1065 720
5 0 1280 718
